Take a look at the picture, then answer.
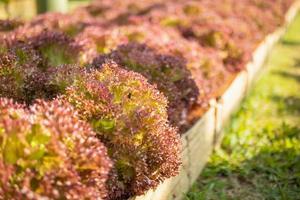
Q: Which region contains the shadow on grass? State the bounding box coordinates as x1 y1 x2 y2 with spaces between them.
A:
186 124 300 200
280 39 300 46
293 58 300 68
271 95 300 115
234 148 300 199
273 70 300 82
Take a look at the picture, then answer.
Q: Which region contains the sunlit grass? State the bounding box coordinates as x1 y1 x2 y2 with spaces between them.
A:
186 13 300 200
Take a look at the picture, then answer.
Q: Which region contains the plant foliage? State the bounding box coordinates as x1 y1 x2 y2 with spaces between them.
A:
64 61 181 199
0 98 112 199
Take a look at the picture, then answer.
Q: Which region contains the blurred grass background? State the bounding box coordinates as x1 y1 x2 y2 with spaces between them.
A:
0 0 91 20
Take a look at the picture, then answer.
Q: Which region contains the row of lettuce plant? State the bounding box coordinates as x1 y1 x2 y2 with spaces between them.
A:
0 0 294 199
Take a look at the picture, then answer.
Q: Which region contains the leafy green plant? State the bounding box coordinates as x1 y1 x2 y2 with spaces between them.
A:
94 42 199 133
64 61 181 199
0 98 112 199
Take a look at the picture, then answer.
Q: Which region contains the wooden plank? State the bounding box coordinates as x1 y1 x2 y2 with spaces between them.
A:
149 166 190 200
186 107 216 185
285 0 300 25
219 71 248 123
186 103 216 142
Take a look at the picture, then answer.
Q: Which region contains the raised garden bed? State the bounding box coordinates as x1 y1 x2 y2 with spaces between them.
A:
0 1 299 200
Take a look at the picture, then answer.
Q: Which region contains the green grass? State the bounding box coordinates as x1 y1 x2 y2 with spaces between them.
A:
185 13 300 200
